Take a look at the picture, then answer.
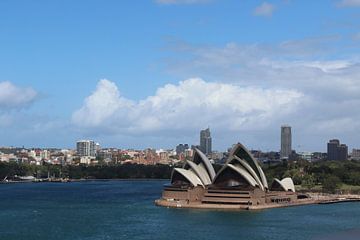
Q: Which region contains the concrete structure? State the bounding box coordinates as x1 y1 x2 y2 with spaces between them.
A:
200 128 212 155
327 139 348 161
280 125 292 159
76 140 96 157
351 149 360 160
156 143 302 210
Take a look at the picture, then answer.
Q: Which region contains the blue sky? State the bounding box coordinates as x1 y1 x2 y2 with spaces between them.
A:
1 0 360 151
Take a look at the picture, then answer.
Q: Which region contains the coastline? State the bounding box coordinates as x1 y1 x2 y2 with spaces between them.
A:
0 178 170 184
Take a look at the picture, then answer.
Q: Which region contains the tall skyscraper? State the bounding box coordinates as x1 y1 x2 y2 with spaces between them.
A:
327 139 348 161
327 139 339 160
76 140 96 157
200 128 212 155
280 125 292 159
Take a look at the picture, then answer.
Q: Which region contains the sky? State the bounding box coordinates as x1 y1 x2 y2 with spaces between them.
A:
1 0 360 152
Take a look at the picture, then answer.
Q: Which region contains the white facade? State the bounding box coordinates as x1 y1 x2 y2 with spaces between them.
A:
40 150 50 160
80 156 94 165
76 140 96 157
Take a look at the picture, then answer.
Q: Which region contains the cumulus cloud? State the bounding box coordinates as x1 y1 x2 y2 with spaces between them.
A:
155 0 209 4
158 39 360 150
254 2 275 17
72 78 303 135
72 36 360 150
337 0 360 7
72 79 134 128
0 81 37 109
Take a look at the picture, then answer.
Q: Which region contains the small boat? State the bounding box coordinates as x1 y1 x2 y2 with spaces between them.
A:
14 175 36 182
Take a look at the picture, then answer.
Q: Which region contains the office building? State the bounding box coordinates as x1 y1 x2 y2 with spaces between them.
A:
327 139 348 161
200 128 212 155
280 125 292 159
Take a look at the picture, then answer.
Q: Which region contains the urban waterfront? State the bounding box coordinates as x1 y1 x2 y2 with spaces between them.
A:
1 180 359 240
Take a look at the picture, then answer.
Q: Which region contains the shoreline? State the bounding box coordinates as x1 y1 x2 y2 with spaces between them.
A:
0 178 170 184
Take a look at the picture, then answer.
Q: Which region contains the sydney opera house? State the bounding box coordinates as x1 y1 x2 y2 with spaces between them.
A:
155 143 305 210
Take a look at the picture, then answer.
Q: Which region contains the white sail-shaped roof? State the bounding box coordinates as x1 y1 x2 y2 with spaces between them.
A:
172 168 204 187
228 143 268 189
271 178 295 192
171 148 215 189
186 160 212 185
194 148 216 181
280 177 295 192
227 164 258 187
213 163 259 188
232 156 265 191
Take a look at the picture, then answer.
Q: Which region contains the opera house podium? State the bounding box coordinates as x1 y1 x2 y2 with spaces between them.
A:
156 143 301 210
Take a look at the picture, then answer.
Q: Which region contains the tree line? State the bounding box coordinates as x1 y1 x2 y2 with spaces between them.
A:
264 159 360 193
0 162 173 180
1 160 360 193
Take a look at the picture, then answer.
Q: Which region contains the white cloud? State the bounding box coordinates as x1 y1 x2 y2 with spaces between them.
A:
72 79 134 128
72 78 303 135
158 39 360 150
254 2 275 17
163 40 360 98
337 0 360 7
0 81 37 109
156 0 209 4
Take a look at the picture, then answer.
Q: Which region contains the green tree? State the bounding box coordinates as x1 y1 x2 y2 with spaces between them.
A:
322 175 341 193
302 174 315 190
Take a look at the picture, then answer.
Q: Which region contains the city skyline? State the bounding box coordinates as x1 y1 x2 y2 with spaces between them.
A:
1 128 356 156
1 1 360 151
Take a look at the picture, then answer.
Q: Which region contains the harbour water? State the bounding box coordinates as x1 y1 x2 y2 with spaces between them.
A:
1 180 359 240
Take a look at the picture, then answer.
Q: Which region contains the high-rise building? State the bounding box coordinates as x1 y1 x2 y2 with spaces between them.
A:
327 139 348 161
280 125 292 159
200 128 212 155
76 140 96 157
175 144 189 155
327 139 339 160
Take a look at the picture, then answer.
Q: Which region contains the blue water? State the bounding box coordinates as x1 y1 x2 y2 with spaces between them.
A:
0 180 359 240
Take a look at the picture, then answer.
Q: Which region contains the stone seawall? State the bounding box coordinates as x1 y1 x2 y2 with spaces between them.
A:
155 194 360 210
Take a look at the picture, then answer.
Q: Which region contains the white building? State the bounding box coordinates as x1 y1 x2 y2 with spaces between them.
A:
80 156 93 165
40 150 50 160
76 140 96 157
